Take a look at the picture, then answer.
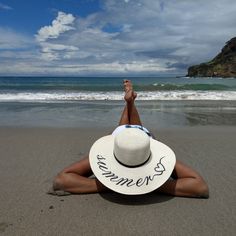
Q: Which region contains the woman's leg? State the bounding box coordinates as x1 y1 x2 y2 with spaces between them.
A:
127 99 142 125
118 103 129 125
121 80 142 125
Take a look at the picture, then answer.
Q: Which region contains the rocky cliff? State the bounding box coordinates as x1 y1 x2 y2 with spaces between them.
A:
187 37 236 78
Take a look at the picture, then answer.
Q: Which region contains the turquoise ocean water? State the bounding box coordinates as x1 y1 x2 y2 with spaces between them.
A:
0 76 236 128
0 76 236 101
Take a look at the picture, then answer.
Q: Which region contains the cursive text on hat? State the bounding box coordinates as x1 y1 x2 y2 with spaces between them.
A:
96 155 166 188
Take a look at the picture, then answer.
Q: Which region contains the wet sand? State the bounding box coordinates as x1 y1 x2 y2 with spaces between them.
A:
1 100 236 128
0 126 236 235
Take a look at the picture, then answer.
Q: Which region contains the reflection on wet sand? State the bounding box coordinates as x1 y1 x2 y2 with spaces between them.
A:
0 100 235 128
138 100 236 127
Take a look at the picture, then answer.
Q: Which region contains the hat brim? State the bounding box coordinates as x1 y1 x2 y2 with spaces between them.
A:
89 135 176 195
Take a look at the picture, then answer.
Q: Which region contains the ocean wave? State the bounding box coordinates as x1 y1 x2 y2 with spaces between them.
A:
1 82 235 91
148 83 234 91
1 91 236 101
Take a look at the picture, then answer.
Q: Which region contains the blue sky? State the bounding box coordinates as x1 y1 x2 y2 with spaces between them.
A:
0 0 236 76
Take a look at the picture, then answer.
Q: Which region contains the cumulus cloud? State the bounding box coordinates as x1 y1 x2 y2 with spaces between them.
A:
36 11 75 42
35 11 78 61
1 0 236 75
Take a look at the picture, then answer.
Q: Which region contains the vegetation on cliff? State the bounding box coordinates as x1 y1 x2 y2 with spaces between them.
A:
188 37 236 78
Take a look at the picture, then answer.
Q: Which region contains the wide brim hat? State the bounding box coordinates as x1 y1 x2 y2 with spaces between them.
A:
89 128 176 195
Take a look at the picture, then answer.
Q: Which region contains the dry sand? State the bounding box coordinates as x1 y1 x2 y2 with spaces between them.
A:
0 126 236 236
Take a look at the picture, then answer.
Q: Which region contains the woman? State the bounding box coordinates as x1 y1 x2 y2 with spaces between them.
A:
51 80 209 198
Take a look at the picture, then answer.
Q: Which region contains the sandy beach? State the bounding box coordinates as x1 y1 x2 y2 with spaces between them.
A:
0 126 236 236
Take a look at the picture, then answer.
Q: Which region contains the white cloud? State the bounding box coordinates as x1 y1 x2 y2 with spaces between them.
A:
35 11 78 61
39 42 79 61
36 11 75 42
0 27 33 49
0 60 172 76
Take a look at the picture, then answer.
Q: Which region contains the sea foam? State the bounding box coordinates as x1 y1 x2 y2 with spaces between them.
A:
0 91 236 102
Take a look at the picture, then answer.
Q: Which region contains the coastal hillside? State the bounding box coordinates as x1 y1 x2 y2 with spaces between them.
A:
187 37 236 77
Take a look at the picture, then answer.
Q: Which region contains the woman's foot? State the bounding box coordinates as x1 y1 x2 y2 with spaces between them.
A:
123 80 137 102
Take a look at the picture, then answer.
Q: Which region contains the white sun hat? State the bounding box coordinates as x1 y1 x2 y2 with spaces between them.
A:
89 128 176 195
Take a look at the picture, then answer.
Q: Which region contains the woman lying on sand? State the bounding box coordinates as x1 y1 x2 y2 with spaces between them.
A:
50 80 209 198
